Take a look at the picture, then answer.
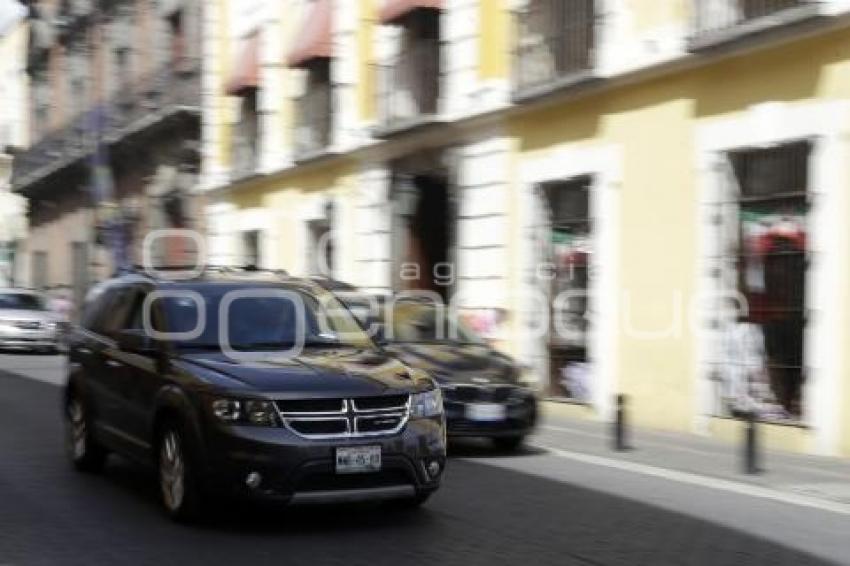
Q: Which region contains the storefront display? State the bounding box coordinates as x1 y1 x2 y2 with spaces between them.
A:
717 143 809 420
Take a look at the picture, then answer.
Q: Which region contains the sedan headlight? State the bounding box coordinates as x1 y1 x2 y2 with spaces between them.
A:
211 398 278 426
410 388 444 418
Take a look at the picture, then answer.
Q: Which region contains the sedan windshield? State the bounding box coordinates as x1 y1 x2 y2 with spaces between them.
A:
0 293 46 311
157 286 373 351
386 303 485 345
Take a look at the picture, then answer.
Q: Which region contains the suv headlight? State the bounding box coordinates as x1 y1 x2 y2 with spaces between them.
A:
410 388 443 418
211 398 278 426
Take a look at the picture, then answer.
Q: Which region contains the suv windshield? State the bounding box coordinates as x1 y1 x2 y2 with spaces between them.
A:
0 293 47 311
156 285 373 351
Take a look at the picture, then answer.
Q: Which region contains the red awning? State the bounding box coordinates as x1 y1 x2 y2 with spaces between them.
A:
379 0 442 24
225 33 260 96
286 0 333 69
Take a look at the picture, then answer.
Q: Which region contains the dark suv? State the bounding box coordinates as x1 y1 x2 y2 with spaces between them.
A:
63 271 446 520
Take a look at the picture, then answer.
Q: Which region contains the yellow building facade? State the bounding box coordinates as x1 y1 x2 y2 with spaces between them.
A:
200 0 850 456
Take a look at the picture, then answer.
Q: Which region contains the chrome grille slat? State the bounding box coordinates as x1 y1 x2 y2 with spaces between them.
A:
275 395 411 440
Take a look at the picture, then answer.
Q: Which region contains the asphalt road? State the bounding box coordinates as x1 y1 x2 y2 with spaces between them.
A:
0 353 845 566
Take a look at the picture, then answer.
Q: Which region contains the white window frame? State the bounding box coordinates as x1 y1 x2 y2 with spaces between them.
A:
518 144 621 418
695 100 850 454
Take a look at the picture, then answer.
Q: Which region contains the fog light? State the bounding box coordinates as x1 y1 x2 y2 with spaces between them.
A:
245 471 262 489
427 461 442 479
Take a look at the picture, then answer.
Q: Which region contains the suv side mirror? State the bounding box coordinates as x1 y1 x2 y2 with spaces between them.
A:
117 329 159 355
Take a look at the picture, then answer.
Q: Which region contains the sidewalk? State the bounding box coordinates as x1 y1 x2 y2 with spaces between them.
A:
533 404 850 507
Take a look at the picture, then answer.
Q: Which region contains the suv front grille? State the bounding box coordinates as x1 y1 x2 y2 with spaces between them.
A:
275 395 410 439
288 419 349 436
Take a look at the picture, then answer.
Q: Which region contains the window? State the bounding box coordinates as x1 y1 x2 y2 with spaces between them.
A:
124 289 153 331
32 251 47 291
242 230 261 269
514 0 596 95
80 286 114 333
379 9 441 128
308 218 333 277
385 303 485 345
232 91 259 179
715 142 809 421
295 59 333 157
0 293 47 311
154 286 371 350
95 286 138 337
542 176 592 399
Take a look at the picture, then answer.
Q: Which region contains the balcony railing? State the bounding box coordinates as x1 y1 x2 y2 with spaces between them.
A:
690 0 822 49
294 83 333 161
376 39 441 134
513 0 596 100
12 61 201 192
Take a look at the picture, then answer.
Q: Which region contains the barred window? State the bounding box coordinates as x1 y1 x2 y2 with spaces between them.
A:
715 141 809 421
542 176 592 400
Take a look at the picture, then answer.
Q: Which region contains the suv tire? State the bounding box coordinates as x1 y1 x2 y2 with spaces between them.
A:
65 393 108 473
157 422 203 522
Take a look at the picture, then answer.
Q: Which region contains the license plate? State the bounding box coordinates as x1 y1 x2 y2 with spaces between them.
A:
466 403 507 422
335 445 381 474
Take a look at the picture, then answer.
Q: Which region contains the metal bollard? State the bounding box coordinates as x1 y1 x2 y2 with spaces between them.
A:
613 394 629 451
743 410 761 474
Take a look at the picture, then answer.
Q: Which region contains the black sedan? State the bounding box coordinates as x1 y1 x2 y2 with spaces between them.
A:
344 296 538 450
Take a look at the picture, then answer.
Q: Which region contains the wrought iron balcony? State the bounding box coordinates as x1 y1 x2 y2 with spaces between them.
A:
294 83 333 161
512 0 596 101
12 61 201 193
375 39 441 136
689 0 823 50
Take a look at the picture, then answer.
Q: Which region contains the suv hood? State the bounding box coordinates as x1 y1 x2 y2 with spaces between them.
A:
179 347 424 397
382 342 519 386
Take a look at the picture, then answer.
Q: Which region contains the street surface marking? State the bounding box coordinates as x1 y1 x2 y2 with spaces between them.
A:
539 424 850 481
535 444 850 517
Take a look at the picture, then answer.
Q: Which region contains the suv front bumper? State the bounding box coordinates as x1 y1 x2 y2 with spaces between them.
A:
199 416 446 503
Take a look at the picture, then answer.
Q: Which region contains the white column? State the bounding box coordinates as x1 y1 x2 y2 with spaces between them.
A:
441 0 481 119
330 0 362 151
353 162 393 293
453 134 511 313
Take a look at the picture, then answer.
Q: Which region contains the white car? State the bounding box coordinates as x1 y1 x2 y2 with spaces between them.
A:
0 289 64 353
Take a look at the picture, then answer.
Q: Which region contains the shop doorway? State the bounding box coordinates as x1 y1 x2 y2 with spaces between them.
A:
714 141 809 421
540 176 592 400
390 161 455 301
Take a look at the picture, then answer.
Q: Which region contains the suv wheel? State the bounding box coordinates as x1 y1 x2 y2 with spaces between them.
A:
157 424 202 521
65 394 107 472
